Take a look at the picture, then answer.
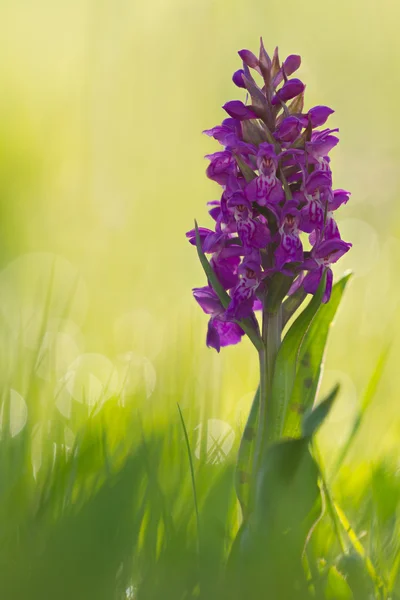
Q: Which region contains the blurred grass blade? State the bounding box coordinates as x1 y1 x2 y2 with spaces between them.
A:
331 343 391 480
268 271 327 441
235 386 259 520
325 566 354 599
177 404 200 552
284 274 351 439
334 502 386 597
314 442 386 598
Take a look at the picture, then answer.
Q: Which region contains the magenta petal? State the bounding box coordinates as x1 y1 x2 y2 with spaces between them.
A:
288 271 305 295
238 49 259 68
303 267 323 295
306 170 332 193
306 135 339 158
314 239 352 263
206 319 221 352
193 287 222 315
203 123 238 147
212 319 244 349
232 69 246 88
211 254 240 290
206 151 236 185
300 201 324 233
186 227 214 247
308 105 334 127
322 268 333 303
251 220 270 248
330 189 351 211
223 101 258 121
253 298 263 311
272 78 305 105
226 281 255 320
324 216 341 240
283 54 301 76
275 116 302 143
273 55 302 87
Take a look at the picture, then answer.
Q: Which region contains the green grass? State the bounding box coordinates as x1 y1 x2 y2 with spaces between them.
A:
0 301 397 600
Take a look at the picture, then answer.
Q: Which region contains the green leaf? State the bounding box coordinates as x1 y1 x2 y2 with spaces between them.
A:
267 271 327 441
177 404 200 553
194 221 230 309
234 438 321 597
325 566 354 599
283 273 351 439
234 387 259 520
302 384 340 439
282 286 307 328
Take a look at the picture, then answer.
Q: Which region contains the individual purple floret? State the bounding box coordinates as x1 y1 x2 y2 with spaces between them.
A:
193 286 245 352
187 39 351 350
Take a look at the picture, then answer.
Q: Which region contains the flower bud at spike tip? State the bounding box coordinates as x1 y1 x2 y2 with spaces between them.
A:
223 100 258 120
283 54 301 75
238 49 259 68
272 78 305 105
232 69 246 88
187 39 351 350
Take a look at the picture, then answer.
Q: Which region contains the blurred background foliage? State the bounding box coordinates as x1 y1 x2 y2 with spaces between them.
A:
0 0 400 598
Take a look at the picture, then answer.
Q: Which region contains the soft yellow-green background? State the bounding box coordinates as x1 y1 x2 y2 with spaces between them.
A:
0 0 399 470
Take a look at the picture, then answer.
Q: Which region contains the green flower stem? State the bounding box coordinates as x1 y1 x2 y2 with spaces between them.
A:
264 306 282 393
253 305 282 474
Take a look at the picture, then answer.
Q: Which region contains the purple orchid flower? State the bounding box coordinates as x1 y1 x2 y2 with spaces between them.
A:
306 128 339 173
210 246 242 290
226 254 262 320
206 150 237 185
302 238 352 302
203 118 241 147
297 171 332 234
227 191 270 252
329 189 351 211
298 105 334 128
245 143 285 206
275 202 303 268
274 116 302 143
193 286 245 352
188 39 352 350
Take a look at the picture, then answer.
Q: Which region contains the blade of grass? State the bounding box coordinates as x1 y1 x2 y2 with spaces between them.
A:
177 403 200 554
331 343 391 480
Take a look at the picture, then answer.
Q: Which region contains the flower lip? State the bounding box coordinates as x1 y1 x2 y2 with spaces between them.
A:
313 239 352 264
